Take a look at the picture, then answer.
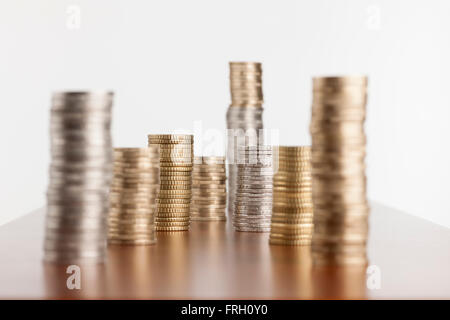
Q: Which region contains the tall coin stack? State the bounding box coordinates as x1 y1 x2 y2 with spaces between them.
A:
45 91 113 263
269 146 314 246
234 146 273 232
226 62 264 219
310 76 369 266
108 147 160 245
191 156 227 221
148 134 194 231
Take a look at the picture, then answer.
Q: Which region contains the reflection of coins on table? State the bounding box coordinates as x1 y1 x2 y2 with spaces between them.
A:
148 134 193 231
310 76 370 266
44 91 114 263
107 147 160 245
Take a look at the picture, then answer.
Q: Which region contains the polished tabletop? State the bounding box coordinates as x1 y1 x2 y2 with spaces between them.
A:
0 202 449 299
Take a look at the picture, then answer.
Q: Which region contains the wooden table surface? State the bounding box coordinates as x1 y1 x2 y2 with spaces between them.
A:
0 202 449 299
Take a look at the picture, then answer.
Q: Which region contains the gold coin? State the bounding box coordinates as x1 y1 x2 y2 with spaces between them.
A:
108 239 157 245
157 213 190 219
147 134 193 139
157 198 191 204
270 232 313 240
156 221 190 227
191 216 226 221
156 226 189 231
160 167 192 172
156 216 190 222
157 207 191 213
269 238 311 246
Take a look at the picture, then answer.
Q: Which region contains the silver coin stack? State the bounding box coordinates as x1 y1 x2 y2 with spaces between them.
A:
226 62 264 220
44 91 113 264
234 146 274 232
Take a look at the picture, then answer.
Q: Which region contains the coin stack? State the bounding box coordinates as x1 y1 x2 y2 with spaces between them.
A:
191 156 227 221
310 76 369 266
148 134 194 231
269 146 314 246
108 147 160 245
226 62 264 219
234 146 273 232
44 91 113 263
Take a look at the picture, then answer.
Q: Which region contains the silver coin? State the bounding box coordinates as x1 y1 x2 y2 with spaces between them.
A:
235 209 273 214
44 229 107 241
237 183 273 189
50 115 112 126
45 215 107 228
46 198 108 207
238 167 273 172
235 226 271 232
43 248 106 259
52 91 113 106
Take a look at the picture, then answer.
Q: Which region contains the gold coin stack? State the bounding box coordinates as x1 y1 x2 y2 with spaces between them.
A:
108 147 160 245
310 76 369 266
148 134 194 231
229 62 263 107
191 156 227 221
269 146 314 246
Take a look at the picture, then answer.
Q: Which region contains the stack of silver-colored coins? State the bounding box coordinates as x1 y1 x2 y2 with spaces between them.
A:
44 91 113 263
234 146 274 232
226 62 264 219
108 147 160 245
310 76 369 266
148 134 194 231
191 156 227 221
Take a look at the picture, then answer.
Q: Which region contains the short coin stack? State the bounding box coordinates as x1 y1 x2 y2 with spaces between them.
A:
234 146 273 232
191 156 227 221
269 146 314 246
44 91 113 263
108 147 160 245
148 134 194 231
310 76 369 266
226 62 265 219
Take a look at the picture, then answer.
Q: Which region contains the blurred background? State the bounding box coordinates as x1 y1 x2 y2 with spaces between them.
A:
0 0 449 227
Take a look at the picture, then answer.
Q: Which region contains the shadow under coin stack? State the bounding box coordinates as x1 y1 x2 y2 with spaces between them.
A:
310 76 369 266
108 147 160 245
148 134 194 231
191 156 227 221
269 146 314 246
44 91 113 263
234 146 273 232
226 62 264 220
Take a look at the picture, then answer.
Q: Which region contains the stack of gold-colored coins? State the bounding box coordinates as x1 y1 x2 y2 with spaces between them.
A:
191 156 227 221
310 76 369 266
226 62 264 219
269 146 314 246
108 147 160 245
229 62 263 107
148 134 194 231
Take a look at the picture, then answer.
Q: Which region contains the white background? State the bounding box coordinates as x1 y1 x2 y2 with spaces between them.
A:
0 0 449 227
